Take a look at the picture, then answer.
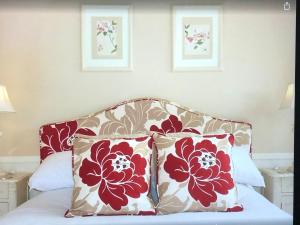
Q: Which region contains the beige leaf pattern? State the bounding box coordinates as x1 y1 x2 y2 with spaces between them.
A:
158 182 170 197
74 155 82 171
99 205 131 215
203 119 250 146
180 112 204 128
99 111 132 135
134 142 149 157
187 201 208 212
73 138 93 155
77 116 100 129
157 195 189 215
73 187 82 200
234 131 250 146
186 200 226 212
154 136 176 149
98 205 114 214
176 107 186 115
124 101 151 133
71 187 100 216
158 100 170 114
148 107 168 121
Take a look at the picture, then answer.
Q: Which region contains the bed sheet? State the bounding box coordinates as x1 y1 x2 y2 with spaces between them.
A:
0 184 292 225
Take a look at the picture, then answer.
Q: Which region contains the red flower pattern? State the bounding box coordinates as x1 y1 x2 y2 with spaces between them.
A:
164 137 234 207
150 115 200 135
148 115 200 148
79 140 148 211
40 121 96 161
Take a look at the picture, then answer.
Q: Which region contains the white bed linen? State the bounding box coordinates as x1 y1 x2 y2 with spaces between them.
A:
0 184 292 225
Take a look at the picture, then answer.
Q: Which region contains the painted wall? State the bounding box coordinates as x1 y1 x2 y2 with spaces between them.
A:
0 0 295 156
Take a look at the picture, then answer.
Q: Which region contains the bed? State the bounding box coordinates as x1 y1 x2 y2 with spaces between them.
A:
0 97 293 225
0 184 292 225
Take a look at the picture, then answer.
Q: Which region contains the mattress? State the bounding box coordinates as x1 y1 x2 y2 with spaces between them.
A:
0 184 292 225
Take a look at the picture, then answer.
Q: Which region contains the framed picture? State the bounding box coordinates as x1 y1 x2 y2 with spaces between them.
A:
81 5 132 71
173 5 222 71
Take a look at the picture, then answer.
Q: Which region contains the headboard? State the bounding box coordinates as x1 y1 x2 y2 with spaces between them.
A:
39 97 252 161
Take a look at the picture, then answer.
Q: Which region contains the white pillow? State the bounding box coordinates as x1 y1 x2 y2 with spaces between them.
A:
232 146 265 187
29 151 73 191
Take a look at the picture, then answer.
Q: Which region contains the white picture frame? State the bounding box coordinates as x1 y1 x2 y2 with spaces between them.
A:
172 5 223 71
81 5 132 71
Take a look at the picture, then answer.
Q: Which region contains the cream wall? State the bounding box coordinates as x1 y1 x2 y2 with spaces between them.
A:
0 0 295 156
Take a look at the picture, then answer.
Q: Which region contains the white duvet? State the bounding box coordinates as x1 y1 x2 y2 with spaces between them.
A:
0 184 292 225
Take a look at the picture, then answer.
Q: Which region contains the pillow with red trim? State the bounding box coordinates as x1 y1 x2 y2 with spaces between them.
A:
65 135 156 217
153 133 242 215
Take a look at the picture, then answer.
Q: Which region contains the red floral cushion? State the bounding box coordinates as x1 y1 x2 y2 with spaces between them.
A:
65 135 156 217
153 133 242 214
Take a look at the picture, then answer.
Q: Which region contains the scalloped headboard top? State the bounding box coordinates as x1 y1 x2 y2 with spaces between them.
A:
39 97 252 161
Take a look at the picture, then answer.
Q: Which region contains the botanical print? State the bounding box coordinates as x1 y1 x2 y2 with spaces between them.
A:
182 17 212 59
173 5 222 70
91 17 123 59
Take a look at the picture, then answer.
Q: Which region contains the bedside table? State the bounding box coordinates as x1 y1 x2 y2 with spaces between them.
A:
260 168 293 215
0 173 30 216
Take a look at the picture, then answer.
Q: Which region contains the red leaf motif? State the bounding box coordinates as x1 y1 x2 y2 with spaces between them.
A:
188 176 217 207
131 154 147 175
90 140 111 164
195 139 217 155
164 154 189 182
79 159 101 186
216 151 231 172
150 115 200 135
111 142 133 156
161 115 183 133
175 137 194 160
99 180 127 211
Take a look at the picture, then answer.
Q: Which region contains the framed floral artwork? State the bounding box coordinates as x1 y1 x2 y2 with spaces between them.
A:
173 5 223 71
81 5 132 71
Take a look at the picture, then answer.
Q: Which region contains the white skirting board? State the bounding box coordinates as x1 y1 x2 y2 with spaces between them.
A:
0 153 294 173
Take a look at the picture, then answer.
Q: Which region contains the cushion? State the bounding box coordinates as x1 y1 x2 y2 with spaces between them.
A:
28 151 73 191
65 134 156 217
153 133 242 214
232 146 265 187
156 132 262 186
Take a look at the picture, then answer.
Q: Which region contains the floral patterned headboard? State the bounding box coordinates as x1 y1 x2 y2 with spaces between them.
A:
39 97 252 162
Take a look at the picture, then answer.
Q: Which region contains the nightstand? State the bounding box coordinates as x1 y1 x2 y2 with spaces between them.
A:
0 173 30 216
260 168 293 215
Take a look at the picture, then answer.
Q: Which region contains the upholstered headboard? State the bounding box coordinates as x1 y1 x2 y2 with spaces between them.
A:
39 97 252 162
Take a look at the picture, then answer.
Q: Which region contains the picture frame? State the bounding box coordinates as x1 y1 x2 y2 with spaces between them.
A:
81 5 132 71
172 5 223 71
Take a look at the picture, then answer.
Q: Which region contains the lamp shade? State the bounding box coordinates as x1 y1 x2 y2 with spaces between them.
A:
0 85 15 112
280 83 295 109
